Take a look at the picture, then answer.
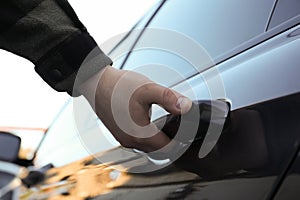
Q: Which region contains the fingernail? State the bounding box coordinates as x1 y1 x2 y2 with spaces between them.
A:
176 97 187 110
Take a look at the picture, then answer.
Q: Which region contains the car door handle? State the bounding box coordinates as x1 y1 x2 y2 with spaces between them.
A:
148 99 230 161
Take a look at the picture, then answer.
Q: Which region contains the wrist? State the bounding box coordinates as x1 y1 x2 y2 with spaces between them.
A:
77 65 111 101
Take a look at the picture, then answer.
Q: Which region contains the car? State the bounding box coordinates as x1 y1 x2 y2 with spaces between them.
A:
1 0 300 199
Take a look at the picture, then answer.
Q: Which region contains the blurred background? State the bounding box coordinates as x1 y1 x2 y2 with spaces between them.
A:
0 0 156 154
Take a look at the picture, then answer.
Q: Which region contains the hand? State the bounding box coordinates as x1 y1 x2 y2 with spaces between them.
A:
78 66 192 152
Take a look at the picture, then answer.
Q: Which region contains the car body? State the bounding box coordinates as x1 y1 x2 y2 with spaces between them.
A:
26 0 300 199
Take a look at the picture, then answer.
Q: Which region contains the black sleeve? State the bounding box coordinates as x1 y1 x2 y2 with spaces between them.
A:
0 0 112 96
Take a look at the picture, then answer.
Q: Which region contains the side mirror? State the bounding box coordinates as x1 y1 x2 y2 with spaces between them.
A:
0 132 21 162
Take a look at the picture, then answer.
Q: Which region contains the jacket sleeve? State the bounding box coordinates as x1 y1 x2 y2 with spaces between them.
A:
0 0 112 96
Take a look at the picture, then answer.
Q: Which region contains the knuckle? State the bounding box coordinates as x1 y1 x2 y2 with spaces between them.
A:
162 88 174 104
143 83 155 93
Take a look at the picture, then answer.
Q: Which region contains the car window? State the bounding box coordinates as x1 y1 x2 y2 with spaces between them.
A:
34 99 119 167
148 0 274 58
268 0 300 30
107 0 164 69
121 0 275 86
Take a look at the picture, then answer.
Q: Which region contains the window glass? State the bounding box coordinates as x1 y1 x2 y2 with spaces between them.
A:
268 0 300 30
35 99 119 167
148 0 273 58
122 0 274 86
107 1 164 69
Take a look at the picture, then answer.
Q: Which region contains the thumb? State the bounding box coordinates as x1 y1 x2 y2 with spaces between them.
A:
142 83 193 115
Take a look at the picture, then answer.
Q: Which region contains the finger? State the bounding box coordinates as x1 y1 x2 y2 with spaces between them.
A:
141 83 192 115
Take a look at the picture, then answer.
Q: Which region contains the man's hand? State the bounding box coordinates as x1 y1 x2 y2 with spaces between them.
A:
78 66 192 153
